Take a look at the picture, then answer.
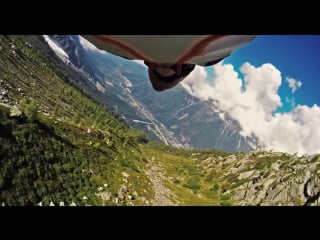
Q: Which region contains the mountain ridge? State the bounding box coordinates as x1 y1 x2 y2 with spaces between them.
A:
46 35 254 153
0 35 319 206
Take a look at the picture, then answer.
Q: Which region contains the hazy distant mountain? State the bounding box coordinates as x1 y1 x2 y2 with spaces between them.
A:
1 35 319 206
45 35 254 152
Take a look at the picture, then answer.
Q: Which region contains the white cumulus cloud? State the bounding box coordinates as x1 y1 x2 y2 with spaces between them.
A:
286 77 302 93
181 62 320 156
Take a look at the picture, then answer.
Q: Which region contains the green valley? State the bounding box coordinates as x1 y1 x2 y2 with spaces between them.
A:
0 35 319 206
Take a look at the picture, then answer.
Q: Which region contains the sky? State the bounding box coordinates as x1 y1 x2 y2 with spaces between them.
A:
78 35 320 156
223 35 320 112
181 35 320 156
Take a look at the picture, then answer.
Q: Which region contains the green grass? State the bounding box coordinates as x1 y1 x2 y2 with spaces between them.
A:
0 35 152 206
2 35 317 206
140 144 224 205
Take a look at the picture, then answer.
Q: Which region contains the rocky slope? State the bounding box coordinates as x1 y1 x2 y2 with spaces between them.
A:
198 151 320 206
1 35 319 206
141 144 320 206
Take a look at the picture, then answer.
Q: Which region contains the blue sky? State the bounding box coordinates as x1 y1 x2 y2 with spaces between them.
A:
182 35 320 155
78 35 320 155
220 35 320 112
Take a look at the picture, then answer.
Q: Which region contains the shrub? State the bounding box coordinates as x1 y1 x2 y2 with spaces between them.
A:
183 178 200 190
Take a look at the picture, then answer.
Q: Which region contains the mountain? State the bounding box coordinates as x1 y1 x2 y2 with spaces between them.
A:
44 35 254 153
0 35 151 206
1 35 319 206
142 144 320 206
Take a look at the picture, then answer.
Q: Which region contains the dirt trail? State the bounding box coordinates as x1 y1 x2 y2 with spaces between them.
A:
145 158 179 206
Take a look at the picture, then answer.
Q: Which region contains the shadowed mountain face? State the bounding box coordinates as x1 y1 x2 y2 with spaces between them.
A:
1 35 319 206
46 35 253 152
